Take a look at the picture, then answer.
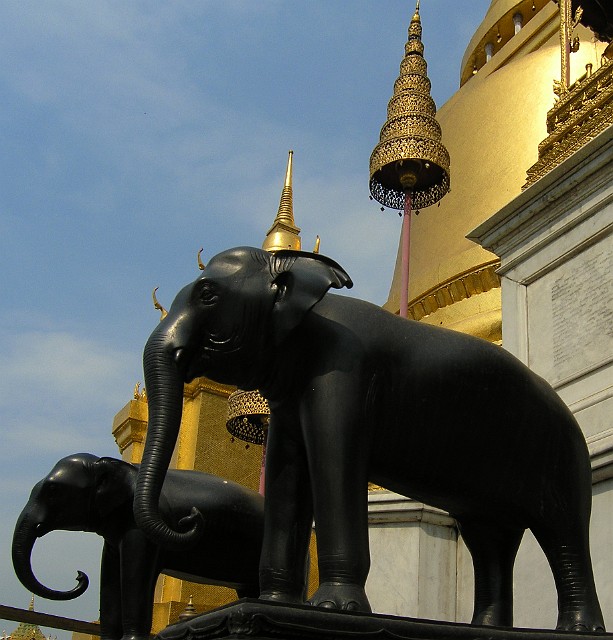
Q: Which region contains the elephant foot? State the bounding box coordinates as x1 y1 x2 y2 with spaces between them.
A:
556 610 605 633
308 582 371 613
470 602 512 628
556 620 606 633
557 623 606 633
259 590 304 606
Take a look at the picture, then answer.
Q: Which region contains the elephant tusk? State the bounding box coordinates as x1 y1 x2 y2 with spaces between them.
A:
152 287 168 321
197 248 206 270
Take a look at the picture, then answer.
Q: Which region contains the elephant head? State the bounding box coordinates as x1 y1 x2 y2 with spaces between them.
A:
12 453 132 600
134 246 352 546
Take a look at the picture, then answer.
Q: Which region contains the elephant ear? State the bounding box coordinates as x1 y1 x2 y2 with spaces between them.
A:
93 458 135 518
270 250 353 345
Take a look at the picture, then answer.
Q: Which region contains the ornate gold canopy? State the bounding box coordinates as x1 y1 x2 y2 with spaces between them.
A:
369 2 450 210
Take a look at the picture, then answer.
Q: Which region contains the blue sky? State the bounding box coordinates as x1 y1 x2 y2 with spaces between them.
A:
0 1 490 636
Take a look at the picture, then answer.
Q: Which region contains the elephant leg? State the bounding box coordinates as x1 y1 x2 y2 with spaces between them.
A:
301 377 372 612
259 414 313 604
119 528 160 640
100 542 123 640
459 519 524 627
531 518 604 631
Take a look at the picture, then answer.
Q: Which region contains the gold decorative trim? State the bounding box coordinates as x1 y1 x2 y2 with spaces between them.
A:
386 93 436 119
394 74 431 96
525 57 613 188
379 114 442 142
227 389 270 421
406 260 501 321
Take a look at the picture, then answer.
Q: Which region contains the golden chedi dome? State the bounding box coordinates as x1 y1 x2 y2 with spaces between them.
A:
384 0 607 341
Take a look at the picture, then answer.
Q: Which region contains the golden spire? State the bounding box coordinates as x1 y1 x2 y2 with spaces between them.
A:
262 150 301 252
369 0 450 210
7 597 48 640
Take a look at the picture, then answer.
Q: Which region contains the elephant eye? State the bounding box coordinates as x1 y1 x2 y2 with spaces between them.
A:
199 283 219 305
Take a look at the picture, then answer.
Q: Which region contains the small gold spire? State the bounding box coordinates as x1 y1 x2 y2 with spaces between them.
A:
313 235 321 254
557 0 583 94
197 248 205 270
262 150 301 252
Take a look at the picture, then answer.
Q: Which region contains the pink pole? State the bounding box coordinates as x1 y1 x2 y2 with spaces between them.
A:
399 191 412 318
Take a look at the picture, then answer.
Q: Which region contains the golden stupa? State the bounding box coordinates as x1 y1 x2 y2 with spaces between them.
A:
384 0 608 342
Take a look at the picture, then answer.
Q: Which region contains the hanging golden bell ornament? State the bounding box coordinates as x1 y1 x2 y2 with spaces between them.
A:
226 389 269 445
369 1 450 210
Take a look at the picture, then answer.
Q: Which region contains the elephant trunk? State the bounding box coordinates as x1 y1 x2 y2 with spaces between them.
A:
134 328 203 545
12 508 88 600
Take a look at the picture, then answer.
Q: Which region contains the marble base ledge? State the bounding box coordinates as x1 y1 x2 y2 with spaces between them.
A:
155 600 611 640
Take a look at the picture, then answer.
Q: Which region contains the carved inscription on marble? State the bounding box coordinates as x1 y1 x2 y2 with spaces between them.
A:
549 245 613 382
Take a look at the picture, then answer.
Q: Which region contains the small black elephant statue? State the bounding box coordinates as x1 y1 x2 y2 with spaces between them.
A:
133 246 604 631
13 453 264 640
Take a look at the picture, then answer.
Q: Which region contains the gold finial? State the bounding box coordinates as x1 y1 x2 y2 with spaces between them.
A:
197 248 205 270
313 235 320 254
262 150 301 252
284 149 293 188
29 596 35 611
133 382 147 401
369 3 450 210
557 0 583 94
152 287 168 321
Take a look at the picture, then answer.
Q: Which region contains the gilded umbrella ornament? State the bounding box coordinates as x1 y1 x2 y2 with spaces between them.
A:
369 0 450 317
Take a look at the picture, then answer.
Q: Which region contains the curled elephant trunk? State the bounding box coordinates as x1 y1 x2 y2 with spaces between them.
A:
133 327 204 545
12 509 89 600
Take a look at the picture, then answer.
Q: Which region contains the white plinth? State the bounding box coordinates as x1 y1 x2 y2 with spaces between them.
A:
366 491 458 620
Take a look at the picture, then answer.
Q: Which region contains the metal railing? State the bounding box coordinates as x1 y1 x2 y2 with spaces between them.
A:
0 604 100 637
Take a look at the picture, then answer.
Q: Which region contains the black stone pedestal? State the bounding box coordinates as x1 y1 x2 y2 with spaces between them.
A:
156 600 610 640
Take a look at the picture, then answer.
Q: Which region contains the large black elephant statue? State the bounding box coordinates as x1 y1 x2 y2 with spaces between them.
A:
13 453 264 640
133 246 604 631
